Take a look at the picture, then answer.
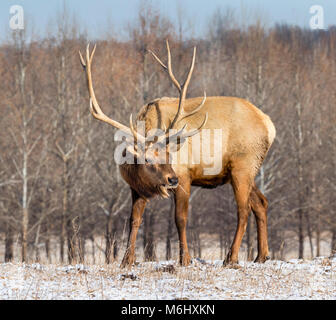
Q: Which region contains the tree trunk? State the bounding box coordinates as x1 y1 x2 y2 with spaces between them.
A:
91 236 96 265
298 208 304 259
20 48 29 263
219 232 224 260
22 207 28 262
187 188 202 258
67 218 77 264
191 207 202 259
305 213 314 258
21 143 28 262
5 223 14 262
61 157 74 263
45 223 50 263
60 161 68 263
105 212 119 264
197 233 202 258
279 240 285 260
45 237 50 263
143 210 156 261
105 213 113 264
166 199 174 261
78 235 85 263
34 224 41 262
331 229 336 256
295 73 305 259
112 224 119 260
316 212 321 257
105 228 118 264
60 226 65 263
316 228 320 258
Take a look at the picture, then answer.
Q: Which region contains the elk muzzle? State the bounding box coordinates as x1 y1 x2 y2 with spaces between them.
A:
168 176 179 188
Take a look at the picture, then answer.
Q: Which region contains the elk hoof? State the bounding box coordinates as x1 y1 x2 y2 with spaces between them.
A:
223 259 239 267
223 251 239 266
254 255 270 263
120 254 136 268
180 254 191 266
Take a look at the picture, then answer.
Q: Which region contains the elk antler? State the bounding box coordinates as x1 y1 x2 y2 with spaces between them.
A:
79 44 146 144
149 40 208 142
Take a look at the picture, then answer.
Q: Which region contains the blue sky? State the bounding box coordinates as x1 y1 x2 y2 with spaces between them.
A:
1 0 336 40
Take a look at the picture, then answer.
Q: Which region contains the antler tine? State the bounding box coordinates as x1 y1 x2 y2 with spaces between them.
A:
150 40 202 132
162 124 188 145
180 112 209 139
150 41 208 145
90 44 96 62
157 110 208 145
178 92 207 123
79 43 146 144
148 50 167 70
182 46 196 89
165 40 182 92
148 40 181 92
129 114 143 144
160 111 208 145
169 45 198 130
79 50 86 68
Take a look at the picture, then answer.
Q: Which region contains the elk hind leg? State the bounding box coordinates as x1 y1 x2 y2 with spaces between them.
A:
225 170 253 265
250 185 270 263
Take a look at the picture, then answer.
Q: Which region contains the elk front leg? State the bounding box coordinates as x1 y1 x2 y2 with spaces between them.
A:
121 189 147 268
174 180 191 266
225 170 253 265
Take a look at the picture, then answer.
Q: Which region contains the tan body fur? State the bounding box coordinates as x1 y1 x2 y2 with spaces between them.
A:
136 96 275 188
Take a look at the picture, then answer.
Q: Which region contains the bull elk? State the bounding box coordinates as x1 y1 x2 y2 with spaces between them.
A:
79 40 276 267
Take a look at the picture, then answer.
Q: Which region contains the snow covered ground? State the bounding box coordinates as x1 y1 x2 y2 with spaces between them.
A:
0 257 335 300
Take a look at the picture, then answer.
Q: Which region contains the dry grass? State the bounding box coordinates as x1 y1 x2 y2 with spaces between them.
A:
0 256 335 300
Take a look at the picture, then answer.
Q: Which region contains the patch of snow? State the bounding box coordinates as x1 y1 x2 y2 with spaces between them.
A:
0 257 335 300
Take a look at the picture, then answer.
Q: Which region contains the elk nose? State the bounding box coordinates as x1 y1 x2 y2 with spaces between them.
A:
168 177 179 187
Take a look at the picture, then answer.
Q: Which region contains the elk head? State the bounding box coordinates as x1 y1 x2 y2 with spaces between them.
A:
79 41 208 198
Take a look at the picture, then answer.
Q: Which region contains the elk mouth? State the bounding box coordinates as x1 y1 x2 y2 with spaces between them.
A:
163 182 179 190
158 183 178 199
158 185 170 198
